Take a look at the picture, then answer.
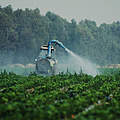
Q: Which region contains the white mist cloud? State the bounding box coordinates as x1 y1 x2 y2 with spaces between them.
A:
57 48 99 76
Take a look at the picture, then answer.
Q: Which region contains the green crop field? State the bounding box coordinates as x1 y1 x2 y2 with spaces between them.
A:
0 69 120 120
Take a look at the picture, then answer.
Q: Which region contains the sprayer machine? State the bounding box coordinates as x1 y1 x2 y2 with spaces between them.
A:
35 40 67 75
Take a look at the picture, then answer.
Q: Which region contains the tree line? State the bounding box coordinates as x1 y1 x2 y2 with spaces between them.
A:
0 5 120 66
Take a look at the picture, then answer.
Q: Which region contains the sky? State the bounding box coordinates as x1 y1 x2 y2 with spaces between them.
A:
0 0 120 25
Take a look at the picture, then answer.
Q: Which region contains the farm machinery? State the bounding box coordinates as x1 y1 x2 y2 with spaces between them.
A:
35 40 67 75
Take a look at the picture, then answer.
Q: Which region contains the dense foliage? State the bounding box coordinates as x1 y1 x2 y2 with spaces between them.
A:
0 71 120 120
0 5 120 65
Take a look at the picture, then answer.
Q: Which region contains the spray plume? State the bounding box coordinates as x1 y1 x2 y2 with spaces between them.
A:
57 48 99 76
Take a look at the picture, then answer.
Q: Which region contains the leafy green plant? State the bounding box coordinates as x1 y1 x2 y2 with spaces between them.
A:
0 70 120 120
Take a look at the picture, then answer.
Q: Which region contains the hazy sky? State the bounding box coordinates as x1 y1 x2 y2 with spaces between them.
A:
0 0 120 25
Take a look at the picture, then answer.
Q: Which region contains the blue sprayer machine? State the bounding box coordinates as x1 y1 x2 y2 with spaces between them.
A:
35 40 67 75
